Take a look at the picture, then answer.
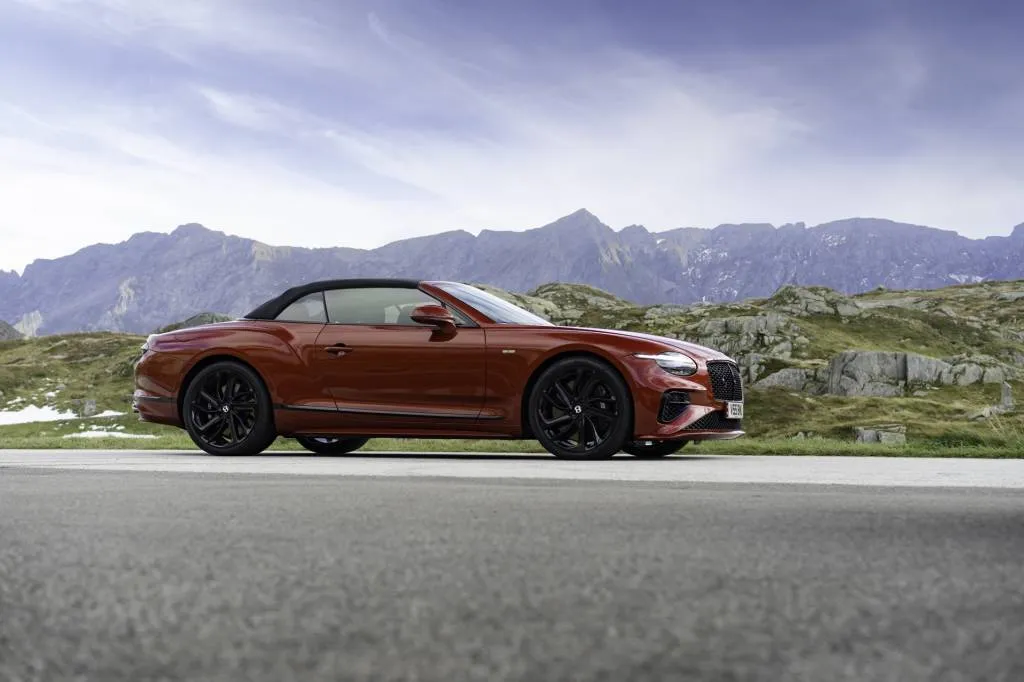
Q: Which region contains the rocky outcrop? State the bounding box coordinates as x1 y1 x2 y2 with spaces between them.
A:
757 350 1018 397
690 313 797 358
766 285 862 317
0 320 22 341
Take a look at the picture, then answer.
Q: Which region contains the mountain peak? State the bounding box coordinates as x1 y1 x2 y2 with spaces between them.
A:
542 208 609 234
171 223 216 237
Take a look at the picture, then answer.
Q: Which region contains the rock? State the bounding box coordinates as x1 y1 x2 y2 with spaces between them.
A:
756 368 812 391
0 320 22 341
767 285 862 317
855 424 907 445
827 351 907 397
995 291 1024 302
82 399 98 418
817 350 1016 397
689 313 797 360
906 354 953 385
972 383 1017 420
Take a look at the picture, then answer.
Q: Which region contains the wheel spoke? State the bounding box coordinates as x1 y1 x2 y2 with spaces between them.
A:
541 413 573 428
552 382 575 409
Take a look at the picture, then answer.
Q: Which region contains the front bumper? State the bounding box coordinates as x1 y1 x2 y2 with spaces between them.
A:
132 349 184 427
621 355 745 441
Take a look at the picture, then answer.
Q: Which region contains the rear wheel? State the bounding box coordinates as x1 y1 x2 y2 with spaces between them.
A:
182 361 276 456
528 356 632 460
296 436 370 455
622 440 688 458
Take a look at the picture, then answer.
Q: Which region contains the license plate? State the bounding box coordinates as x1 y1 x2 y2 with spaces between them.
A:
726 402 744 419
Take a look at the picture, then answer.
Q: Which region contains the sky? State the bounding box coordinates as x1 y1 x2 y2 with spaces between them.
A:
1 0 1022 273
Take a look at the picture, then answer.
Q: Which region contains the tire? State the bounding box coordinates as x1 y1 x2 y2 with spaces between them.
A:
527 356 633 460
182 360 277 456
296 436 370 455
622 440 688 458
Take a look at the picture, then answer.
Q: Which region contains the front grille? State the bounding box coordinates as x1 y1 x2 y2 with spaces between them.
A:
684 411 742 431
658 391 691 423
706 361 743 401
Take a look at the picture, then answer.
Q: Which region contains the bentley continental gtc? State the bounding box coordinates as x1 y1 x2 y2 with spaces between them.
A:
133 279 744 459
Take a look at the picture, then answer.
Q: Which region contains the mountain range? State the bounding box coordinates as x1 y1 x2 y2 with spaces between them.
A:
2 209 1024 335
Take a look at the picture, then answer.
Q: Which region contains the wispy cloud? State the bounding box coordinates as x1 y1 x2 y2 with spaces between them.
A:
0 0 1022 272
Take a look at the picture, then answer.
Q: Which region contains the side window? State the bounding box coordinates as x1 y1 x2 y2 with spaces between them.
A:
324 287 441 325
275 292 327 323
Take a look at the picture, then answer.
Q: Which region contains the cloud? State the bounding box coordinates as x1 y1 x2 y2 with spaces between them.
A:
0 0 1022 274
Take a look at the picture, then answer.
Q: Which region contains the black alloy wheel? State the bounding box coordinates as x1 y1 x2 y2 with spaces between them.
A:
296 436 370 455
528 356 633 460
622 439 688 458
182 361 276 456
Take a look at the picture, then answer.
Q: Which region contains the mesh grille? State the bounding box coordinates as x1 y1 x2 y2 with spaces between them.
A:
684 411 742 431
706 361 744 402
658 391 691 423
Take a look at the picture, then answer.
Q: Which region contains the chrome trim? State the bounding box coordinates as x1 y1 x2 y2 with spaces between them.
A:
274 403 501 420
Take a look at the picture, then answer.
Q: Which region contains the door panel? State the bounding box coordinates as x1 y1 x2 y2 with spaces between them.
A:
312 324 487 429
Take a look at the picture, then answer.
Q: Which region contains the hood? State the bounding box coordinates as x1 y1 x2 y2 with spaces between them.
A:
561 326 734 362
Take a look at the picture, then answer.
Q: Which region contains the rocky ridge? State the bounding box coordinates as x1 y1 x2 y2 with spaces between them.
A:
3 210 1024 335
486 279 1024 400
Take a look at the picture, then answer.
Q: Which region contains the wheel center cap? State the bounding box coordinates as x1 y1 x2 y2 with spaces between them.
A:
221 405 231 413
572 404 582 415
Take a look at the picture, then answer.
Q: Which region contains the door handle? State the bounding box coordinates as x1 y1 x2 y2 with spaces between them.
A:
324 343 351 356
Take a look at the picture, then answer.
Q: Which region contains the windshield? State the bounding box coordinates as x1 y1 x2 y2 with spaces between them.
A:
434 282 554 326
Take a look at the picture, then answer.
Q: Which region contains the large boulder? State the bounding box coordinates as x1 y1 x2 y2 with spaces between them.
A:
827 351 908 397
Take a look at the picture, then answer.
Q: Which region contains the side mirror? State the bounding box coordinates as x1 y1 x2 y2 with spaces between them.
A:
410 304 457 335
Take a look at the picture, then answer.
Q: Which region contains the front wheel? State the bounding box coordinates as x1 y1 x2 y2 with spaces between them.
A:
296 436 370 455
527 356 633 460
622 440 688 458
182 360 277 456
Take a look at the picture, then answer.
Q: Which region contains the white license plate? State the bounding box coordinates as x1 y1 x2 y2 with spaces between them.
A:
726 402 744 419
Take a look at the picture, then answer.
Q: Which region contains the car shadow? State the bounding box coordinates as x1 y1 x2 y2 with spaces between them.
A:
257 451 722 461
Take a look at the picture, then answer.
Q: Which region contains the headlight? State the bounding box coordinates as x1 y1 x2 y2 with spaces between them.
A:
634 351 698 376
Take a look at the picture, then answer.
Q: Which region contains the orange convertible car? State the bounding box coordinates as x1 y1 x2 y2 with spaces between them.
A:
133 279 744 459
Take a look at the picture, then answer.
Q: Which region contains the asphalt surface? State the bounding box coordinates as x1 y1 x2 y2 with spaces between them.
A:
3 449 1024 487
2 458 1023 682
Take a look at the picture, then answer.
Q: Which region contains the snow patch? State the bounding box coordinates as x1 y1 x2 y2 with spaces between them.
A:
948 274 984 284
90 410 125 419
63 431 158 440
0 404 77 425
0 406 125 425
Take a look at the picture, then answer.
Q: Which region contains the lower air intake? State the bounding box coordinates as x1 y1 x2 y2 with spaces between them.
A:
658 391 691 423
684 411 742 431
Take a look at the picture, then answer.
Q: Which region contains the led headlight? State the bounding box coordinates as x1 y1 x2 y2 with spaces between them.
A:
634 351 698 376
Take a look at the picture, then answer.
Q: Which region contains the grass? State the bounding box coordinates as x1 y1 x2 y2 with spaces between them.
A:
2 411 1020 458
3 280 1022 459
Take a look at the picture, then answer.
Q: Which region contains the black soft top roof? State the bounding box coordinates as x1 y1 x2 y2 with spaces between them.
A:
244 278 422 320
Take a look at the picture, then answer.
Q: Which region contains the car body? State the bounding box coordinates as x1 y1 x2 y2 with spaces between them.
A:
133 279 744 458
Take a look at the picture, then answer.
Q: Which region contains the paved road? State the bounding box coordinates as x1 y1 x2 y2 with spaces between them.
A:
1 457 1023 681
3 448 1024 487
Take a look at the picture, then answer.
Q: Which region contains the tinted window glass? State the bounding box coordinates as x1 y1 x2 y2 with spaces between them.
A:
275 292 327 323
324 287 441 325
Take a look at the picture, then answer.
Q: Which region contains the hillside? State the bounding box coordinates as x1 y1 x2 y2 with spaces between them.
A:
3 210 1024 335
0 279 1021 451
